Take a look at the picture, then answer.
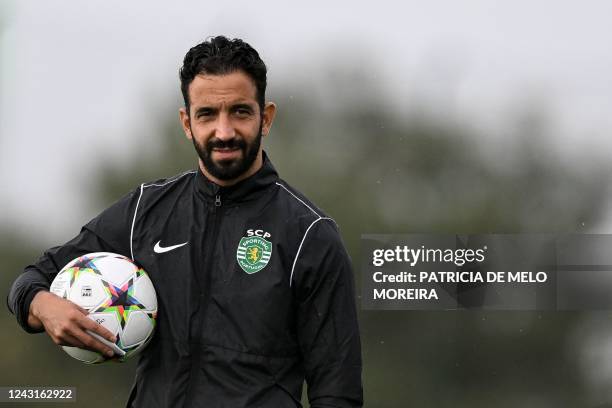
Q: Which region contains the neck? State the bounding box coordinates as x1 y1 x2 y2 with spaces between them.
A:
199 150 264 187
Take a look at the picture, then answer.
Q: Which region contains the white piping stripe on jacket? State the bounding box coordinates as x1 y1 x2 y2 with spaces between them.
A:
275 182 321 217
143 170 197 189
130 184 144 261
289 217 332 287
275 182 336 287
130 170 197 261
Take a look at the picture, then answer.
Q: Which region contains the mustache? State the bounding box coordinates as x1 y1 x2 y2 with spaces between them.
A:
206 138 246 151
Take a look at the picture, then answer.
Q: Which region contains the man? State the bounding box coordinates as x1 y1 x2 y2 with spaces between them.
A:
7 36 363 407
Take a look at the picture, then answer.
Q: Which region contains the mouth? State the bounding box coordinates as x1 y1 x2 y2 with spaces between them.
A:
211 147 241 161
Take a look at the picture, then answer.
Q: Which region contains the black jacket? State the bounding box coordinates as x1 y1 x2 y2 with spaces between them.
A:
7 153 363 408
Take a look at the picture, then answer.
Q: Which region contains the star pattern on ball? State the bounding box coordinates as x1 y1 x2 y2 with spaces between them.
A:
95 278 146 329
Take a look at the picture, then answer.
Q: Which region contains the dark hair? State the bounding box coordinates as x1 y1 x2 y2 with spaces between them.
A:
179 35 267 113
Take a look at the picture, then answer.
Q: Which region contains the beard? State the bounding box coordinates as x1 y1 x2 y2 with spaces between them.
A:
191 123 263 181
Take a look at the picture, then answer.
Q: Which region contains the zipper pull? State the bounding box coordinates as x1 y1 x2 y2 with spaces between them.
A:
215 194 222 207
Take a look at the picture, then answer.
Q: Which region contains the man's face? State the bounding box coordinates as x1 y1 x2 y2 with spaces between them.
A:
179 71 275 185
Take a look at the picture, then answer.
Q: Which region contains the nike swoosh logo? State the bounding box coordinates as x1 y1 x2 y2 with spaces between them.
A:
153 240 188 254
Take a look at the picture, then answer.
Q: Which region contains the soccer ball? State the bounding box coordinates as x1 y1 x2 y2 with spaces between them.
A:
49 252 157 364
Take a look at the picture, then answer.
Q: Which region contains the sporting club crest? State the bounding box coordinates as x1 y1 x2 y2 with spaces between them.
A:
236 234 272 274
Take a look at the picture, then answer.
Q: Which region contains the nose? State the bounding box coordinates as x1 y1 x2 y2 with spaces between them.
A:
215 113 235 141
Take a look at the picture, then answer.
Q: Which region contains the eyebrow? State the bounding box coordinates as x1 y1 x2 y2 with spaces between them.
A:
194 102 256 116
231 103 255 111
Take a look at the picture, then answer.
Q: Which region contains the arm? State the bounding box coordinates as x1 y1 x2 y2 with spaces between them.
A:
7 228 121 333
6 188 139 353
292 219 363 408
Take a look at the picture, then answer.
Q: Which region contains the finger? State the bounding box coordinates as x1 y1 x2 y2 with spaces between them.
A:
79 315 117 343
55 332 87 349
70 327 115 357
87 330 126 357
74 304 89 315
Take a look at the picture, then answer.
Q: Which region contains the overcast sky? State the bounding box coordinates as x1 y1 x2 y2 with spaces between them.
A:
2 0 612 239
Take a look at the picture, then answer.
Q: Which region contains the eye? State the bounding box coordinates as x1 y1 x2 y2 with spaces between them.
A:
234 106 254 117
196 108 215 119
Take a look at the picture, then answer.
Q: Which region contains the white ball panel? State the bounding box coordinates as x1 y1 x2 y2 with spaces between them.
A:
132 274 157 311
121 311 154 348
88 312 121 336
50 270 72 298
120 333 153 361
67 272 109 310
93 256 137 287
62 346 104 364
60 252 116 270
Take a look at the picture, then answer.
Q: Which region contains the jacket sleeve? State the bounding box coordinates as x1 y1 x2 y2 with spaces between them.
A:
6 188 139 334
292 218 363 408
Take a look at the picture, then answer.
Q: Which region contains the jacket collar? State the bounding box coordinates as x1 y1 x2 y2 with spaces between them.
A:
195 150 279 204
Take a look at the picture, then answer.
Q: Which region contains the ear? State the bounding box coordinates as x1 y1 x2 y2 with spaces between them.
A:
179 107 192 140
261 102 277 137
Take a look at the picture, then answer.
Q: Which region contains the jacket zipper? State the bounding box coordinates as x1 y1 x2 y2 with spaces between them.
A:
184 193 222 407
